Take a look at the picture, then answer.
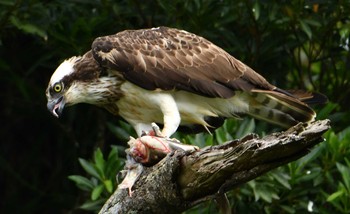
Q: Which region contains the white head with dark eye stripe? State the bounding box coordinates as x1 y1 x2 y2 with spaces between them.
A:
46 57 80 117
46 53 124 118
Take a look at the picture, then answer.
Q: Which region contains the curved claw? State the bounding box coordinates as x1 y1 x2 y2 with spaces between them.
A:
151 122 164 137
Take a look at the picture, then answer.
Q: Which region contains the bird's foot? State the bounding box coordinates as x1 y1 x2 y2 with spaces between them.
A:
127 128 199 165
140 122 165 138
151 122 164 137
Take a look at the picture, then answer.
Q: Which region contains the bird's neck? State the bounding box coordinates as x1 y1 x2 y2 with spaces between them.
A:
66 76 124 107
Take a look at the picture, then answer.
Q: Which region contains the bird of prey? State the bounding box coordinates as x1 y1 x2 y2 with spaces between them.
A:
46 26 324 138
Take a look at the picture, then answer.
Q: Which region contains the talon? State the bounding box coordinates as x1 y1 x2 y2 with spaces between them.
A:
151 122 164 137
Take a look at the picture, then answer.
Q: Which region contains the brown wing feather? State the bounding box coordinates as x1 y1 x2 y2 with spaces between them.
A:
91 26 275 98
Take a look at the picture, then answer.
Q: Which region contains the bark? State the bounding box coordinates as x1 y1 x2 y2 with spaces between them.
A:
99 119 330 214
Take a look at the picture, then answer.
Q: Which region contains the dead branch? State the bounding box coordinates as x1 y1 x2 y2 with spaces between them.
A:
99 119 330 214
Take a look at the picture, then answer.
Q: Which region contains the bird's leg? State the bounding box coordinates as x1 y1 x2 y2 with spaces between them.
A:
127 94 192 165
132 93 180 138
157 94 181 138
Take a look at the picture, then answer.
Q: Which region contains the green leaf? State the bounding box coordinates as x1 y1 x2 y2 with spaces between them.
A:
316 102 338 120
268 4 278 21
295 167 322 183
104 180 114 193
338 127 350 141
256 187 273 203
107 122 130 141
0 0 15 6
253 1 260 20
327 190 344 202
94 148 106 179
299 19 312 39
79 158 101 180
271 172 291 189
68 175 94 191
79 199 106 211
297 144 324 170
105 146 123 179
205 134 214 146
236 119 255 139
10 16 47 40
105 159 121 178
91 184 105 201
280 205 295 214
107 146 119 161
215 127 226 144
336 162 350 191
304 19 321 27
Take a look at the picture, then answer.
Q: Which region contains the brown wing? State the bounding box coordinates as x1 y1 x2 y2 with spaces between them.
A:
91 26 275 98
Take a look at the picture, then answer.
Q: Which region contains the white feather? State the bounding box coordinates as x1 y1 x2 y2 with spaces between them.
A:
50 57 80 85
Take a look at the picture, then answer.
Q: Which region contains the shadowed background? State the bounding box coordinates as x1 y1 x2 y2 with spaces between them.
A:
1 0 349 213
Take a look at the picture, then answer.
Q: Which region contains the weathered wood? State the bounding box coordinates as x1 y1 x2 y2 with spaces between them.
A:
99 120 330 214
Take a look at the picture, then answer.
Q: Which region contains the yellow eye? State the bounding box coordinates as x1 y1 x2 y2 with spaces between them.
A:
53 83 63 93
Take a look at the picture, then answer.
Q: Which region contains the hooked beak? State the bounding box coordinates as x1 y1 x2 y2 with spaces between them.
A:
47 96 65 118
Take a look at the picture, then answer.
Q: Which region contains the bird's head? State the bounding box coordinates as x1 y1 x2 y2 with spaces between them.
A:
46 52 123 118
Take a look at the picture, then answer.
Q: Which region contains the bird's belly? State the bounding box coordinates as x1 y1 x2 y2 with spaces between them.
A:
116 83 167 126
116 96 164 126
115 82 250 128
174 91 249 126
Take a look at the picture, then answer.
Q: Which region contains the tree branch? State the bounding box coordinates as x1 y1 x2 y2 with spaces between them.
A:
99 119 330 214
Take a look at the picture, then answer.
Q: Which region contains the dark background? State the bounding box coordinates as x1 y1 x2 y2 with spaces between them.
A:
1 0 349 213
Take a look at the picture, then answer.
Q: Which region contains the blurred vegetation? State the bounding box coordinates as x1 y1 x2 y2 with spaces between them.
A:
1 0 349 213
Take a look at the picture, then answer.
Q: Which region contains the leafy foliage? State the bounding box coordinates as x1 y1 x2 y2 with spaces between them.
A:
1 0 349 213
69 146 124 212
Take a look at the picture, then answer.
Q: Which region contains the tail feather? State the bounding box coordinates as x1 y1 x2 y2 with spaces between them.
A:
247 89 318 128
248 106 299 127
284 89 328 105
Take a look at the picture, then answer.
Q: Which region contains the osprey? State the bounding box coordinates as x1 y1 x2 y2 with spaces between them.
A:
46 27 324 137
